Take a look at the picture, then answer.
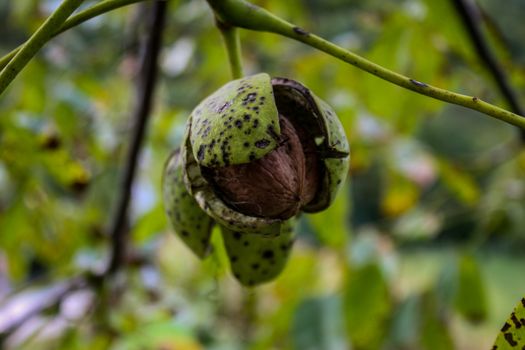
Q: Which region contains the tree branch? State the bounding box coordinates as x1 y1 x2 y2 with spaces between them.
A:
105 0 167 277
0 0 152 72
451 0 525 139
0 0 84 96
0 277 86 346
206 0 525 129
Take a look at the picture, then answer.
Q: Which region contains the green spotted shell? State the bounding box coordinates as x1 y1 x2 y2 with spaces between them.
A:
220 221 295 286
162 149 214 258
163 74 351 285
492 297 525 349
189 73 281 167
182 134 283 236
182 73 349 232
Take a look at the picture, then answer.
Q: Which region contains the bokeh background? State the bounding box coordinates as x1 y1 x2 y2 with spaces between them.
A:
0 0 525 349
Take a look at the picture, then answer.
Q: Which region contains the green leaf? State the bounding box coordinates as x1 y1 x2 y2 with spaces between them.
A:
454 254 487 323
438 159 480 205
388 295 421 349
113 321 201 350
307 183 349 247
292 295 347 350
133 204 166 242
343 263 391 350
388 291 454 350
492 297 525 350
420 292 455 350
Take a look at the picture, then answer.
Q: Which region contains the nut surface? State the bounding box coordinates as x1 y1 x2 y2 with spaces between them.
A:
202 114 318 219
185 74 349 225
271 77 350 212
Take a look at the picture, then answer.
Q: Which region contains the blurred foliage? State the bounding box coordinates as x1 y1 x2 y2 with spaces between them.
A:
0 0 525 349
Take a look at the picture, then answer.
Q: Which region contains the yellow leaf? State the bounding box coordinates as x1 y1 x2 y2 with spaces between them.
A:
438 160 479 205
381 181 418 217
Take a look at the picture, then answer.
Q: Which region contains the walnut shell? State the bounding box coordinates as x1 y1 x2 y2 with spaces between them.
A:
162 149 214 257
182 73 349 233
202 115 319 219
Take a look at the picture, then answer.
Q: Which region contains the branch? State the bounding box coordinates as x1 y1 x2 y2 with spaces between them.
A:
0 248 153 344
216 18 244 79
451 0 525 139
0 277 86 346
0 0 84 96
206 0 525 130
105 0 167 277
0 0 151 72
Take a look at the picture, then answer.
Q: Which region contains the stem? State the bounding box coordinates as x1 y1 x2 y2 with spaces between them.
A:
296 33 525 128
105 0 167 277
451 0 525 139
206 0 525 130
0 0 84 96
215 18 244 79
0 0 151 72
241 289 257 345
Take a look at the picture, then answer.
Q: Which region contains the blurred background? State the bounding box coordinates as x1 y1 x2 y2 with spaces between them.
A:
0 0 524 349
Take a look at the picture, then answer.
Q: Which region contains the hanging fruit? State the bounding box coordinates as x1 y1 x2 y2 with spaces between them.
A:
163 73 350 286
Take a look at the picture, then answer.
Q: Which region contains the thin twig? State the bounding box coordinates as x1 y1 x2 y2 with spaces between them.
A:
0 277 86 346
0 0 84 96
451 0 525 139
0 0 151 71
206 0 525 129
105 0 167 276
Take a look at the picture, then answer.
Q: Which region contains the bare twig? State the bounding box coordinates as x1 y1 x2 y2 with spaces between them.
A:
0 277 86 346
206 0 525 129
0 2 167 342
0 0 151 72
0 0 84 96
105 0 168 276
451 0 525 140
